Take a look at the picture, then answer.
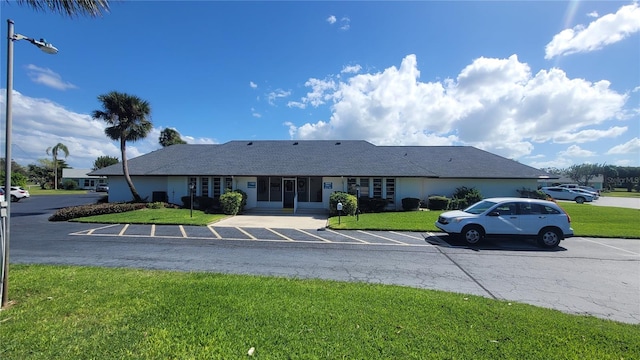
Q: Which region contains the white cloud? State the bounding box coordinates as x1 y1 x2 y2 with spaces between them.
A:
545 3 640 59
606 137 640 155
341 64 361 74
587 11 599 18
559 144 596 158
287 54 629 162
249 81 257 89
25 64 77 90
340 17 351 31
326 15 336 24
0 89 215 169
267 89 291 105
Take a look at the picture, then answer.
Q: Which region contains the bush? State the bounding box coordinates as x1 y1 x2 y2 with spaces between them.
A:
449 186 483 209
517 187 547 199
147 202 165 209
358 197 388 213
220 191 242 215
62 179 78 190
427 196 450 210
401 197 421 211
329 192 357 216
49 202 147 221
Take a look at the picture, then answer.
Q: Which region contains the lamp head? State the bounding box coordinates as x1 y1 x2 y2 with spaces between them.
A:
30 38 58 54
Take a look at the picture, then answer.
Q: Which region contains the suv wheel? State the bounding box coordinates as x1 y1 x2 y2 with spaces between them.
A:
537 227 561 248
461 225 484 245
575 196 585 204
10 195 18 202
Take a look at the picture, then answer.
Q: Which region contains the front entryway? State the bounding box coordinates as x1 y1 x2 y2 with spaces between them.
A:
283 178 295 208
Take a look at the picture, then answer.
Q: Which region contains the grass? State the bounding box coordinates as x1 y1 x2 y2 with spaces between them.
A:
26 187 90 195
72 208 227 226
602 189 640 198
1 265 638 359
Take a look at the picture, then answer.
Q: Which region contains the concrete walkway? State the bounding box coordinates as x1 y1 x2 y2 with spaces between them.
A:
212 212 329 229
589 196 639 209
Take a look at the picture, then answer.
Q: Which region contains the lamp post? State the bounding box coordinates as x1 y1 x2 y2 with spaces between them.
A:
189 182 196 218
2 19 58 308
355 184 360 221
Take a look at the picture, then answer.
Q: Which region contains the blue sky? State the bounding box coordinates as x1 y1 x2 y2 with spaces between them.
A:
0 1 638 170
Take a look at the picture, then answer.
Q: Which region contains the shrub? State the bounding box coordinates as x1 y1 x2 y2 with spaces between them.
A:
449 186 483 209
358 197 388 213
147 202 165 209
401 197 421 211
49 202 147 221
62 179 78 190
329 192 357 216
220 191 242 215
517 187 547 199
427 196 450 210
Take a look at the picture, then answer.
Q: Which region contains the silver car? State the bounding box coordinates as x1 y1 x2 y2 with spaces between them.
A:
541 187 594 204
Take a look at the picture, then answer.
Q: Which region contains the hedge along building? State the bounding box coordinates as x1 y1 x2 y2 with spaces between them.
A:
89 140 554 213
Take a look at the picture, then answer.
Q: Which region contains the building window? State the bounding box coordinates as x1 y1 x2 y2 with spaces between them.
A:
385 178 395 204
201 177 209 197
257 177 269 201
213 177 221 198
188 177 197 195
309 177 322 202
297 177 308 202
373 178 382 198
270 177 282 201
347 178 357 195
360 178 370 198
225 177 233 191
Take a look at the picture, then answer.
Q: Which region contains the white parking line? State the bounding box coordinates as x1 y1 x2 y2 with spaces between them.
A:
266 228 294 241
296 229 332 242
326 229 370 244
179 225 187 238
207 225 222 239
150 224 156 237
390 231 428 240
357 230 409 245
118 224 129 236
582 238 640 256
237 227 257 240
70 224 120 236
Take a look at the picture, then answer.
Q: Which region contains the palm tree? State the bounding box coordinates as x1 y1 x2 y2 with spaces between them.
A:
16 0 110 17
46 143 69 190
92 91 152 202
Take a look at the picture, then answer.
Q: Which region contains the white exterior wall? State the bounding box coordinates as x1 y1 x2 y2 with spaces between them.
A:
395 178 541 205
234 176 257 209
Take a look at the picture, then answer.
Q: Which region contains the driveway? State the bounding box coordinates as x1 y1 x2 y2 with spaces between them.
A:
7 194 640 324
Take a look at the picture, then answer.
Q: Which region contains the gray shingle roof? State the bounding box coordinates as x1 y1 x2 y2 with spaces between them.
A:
89 140 550 179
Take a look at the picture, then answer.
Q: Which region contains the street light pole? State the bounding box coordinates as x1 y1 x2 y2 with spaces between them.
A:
2 19 57 308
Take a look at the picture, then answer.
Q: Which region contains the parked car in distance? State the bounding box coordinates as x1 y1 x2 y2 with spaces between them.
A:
95 184 109 192
558 183 600 195
1 186 30 202
435 197 573 248
571 187 599 200
541 186 594 203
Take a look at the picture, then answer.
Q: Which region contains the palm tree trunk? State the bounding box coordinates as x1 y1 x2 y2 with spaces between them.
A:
53 155 58 190
120 138 142 202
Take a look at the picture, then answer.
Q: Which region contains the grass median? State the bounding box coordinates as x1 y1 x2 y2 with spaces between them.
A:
1 265 638 359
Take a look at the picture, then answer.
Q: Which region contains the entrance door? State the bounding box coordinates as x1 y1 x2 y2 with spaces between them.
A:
283 178 295 208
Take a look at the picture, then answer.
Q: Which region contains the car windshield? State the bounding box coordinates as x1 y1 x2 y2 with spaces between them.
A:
463 200 497 214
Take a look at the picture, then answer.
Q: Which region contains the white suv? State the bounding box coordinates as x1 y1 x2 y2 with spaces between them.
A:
1 186 30 202
435 197 573 248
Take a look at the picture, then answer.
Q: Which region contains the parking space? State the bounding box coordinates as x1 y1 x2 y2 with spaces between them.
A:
71 224 434 247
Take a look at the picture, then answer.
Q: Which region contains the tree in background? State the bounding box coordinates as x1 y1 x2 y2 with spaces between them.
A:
159 128 187 147
564 163 606 186
46 143 69 190
92 155 119 170
16 0 109 17
93 91 152 202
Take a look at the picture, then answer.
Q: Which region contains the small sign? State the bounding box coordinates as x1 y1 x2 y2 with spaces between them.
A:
247 181 256 188
323 182 333 189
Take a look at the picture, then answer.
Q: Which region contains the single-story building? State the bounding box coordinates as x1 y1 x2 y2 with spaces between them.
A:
62 168 107 190
89 140 555 212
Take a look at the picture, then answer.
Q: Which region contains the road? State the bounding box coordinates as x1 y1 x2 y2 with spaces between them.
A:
7 193 640 324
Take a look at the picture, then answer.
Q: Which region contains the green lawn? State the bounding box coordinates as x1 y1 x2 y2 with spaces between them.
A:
602 189 640 198
72 208 227 226
1 265 638 359
27 187 90 195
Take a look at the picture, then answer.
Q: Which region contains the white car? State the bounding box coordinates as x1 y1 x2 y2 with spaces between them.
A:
541 187 594 203
1 186 30 202
435 197 574 248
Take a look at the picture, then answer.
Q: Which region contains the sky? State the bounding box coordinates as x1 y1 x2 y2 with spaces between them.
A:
0 0 638 171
